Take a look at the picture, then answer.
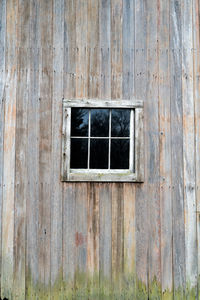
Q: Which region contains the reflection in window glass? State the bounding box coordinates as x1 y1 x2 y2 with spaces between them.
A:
111 109 130 137
70 138 88 168
111 139 129 169
90 139 109 169
71 108 89 137
91 109 109 137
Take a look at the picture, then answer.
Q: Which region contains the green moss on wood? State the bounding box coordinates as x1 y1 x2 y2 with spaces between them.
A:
149 277 162 299
14 270 200 299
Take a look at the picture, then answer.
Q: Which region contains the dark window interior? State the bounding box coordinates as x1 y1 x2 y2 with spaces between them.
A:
70 108 131 169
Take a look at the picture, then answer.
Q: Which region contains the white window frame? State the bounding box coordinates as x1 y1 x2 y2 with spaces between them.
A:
61 99 144 182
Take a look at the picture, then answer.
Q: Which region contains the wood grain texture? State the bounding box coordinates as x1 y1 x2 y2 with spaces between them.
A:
1 1 200 299
14 1 30 299
76 0 87 98
64 0 76 99
26 1 40 299
111 183 124 295
99 0 111 99
111 0 122 99
75 183 88 296
87 183 100 297
38 1 53 298
193 0 200 296
158 0 173 298
63 183 76 296
1 0 18 298
0 0 6 295
87 0 100 99
51 0 64 298
170 0 186 298
146 1 161 298
182 0 197 298
134 0 148 298
123 183 136 298
99 184 112 297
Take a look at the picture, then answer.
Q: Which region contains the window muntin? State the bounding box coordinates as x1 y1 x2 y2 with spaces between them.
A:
62 99 144 182
70 108 132 171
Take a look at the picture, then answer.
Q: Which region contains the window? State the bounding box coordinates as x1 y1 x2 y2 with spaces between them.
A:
62 99 144 182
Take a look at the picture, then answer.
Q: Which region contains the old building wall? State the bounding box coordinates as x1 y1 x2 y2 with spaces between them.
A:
0 0 200 299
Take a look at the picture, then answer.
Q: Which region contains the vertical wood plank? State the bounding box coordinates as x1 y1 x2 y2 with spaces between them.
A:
99 2 112 298
111 183 124 296
38 1 53 298
182 0 197 298
1 0 18 298
76 0 87 98
122 3 136 297
63 1 76 296
87 184 99 298
170 0 186 298
99 184 112 298
87 0 100 99
51 0 64 299
123 183 136 299
0 0 6 295
14 1 30 299
146 1 161 298
26 1 40 299
75 1 88 296
158 0 173 299
87 1 100 297
122 0 134 99
75 183 88 297
63 183 76 298
193 0 200 298
111 0 122 99
99 0 111 100
64 0 76 99
134 0 148 298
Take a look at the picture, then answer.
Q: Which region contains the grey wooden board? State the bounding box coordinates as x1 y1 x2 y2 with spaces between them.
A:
0 0 6 294
51 0 64 291
170 0 186 297
26 1 40 298
146 1 161 298
134 0 149 297
158 0 173 297
1 0 18 298
182 0 197 297
38 1 53 298
14 1 30 298
193 0 200 294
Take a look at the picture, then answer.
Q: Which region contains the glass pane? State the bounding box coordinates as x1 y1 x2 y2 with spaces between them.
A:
111 109 130 137
71 108 89 137
111 139 129 169
90 139 109 169
70 138 88 168
91 109 109 137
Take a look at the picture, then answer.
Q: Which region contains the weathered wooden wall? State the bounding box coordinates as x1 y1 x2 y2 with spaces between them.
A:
0 0 200 299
